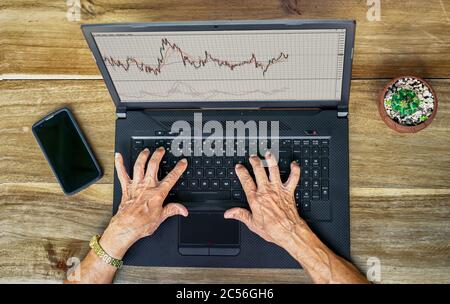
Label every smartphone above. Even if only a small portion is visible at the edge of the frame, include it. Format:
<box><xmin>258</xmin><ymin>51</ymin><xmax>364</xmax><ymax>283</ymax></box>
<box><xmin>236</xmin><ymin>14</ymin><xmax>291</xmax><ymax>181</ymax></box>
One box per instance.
<box><xmin>32</xmin><ymin>108</ymin><xmax>102</xmax><ymax>195</ymax></box>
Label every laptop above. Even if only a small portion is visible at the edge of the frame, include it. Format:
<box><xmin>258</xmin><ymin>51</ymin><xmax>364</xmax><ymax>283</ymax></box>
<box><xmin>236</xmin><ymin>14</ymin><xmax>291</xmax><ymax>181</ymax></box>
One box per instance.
<box><xmin>82</xmin><ymin>20</ymin><xmax>355</xmax><ymax>268</ymax></box>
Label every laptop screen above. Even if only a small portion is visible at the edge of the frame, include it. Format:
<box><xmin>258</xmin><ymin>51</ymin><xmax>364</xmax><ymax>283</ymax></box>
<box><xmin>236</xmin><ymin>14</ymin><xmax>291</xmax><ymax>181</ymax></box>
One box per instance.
<box><xmin>92</xmin><ymin>29</ymin><xmax>346</xmax><ymax>103</ymax></box>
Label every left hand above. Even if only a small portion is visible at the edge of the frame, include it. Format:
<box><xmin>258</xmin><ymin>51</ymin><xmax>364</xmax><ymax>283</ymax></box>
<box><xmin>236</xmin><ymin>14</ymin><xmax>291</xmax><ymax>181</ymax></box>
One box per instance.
<box><xmin>100</xmin><ymin>147</ymin><xmax>188</xmax><ymax>258</ymax></box>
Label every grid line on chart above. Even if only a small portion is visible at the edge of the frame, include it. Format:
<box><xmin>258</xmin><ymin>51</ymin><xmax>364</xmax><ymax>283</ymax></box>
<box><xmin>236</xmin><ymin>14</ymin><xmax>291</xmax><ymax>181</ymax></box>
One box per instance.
<box><xmin>93</xmin><ymin>29</ymin><xmax>346</xmax><ymax>102</ymax></box>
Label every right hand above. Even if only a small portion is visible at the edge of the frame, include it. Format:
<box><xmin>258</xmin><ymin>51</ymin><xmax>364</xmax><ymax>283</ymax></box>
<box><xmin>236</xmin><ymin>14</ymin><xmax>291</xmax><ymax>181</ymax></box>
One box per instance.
<box><xmin>224</xmin><ymin>152</ymin><xmax>308</xmax><ymax>249</ymax></box>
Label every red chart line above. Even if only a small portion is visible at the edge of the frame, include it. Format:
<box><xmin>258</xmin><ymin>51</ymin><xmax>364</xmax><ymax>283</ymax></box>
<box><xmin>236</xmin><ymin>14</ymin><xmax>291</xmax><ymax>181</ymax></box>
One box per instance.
<box><xmin>103</xmin><ymin>38</ymin><xmax>289</xmax><ymax>77</ymax></box>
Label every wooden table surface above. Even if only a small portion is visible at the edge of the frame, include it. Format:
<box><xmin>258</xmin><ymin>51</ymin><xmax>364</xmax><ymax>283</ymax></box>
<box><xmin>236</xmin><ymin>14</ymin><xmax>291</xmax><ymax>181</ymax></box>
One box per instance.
<box><xmin>1</xmin><ymin>0</ymin><xmax>449</xmax><ymax>283</ymax></box>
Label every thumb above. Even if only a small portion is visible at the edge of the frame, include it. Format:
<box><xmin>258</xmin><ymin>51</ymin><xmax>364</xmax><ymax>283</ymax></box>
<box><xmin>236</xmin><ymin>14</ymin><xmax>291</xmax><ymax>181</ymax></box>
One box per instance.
<box><xmin>224</xmin><ymin>208</ymin><xmax>252</xmax><ymax>227</ymax></box>
<box><xmin>161</xmin><ymin>203</ymin><xmax>188</xmax><ymax>222</ymax></box>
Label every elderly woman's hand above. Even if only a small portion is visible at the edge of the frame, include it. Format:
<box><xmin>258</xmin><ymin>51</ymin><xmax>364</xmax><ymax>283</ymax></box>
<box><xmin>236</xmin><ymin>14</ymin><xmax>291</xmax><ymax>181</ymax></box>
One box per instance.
<box><xmin>99</xmin><ymin>147</ymin><xmax>188</xmax><ymax>259</ymax></box>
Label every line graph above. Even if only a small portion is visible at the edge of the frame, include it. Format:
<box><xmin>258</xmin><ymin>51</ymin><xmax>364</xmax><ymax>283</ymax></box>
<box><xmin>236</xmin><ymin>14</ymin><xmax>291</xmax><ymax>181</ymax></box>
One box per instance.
<box><xmin>92</xmin><ymin>29</ymin><xmax>346</xmax><ymax>102</ymax></box>
<box><xmin>103</xmin><ymin>38</ymin><xmax>288</xmax><ymax>77</ymax></box>
<box><xmin>118</xmin><ymin>81</ymin><xmax>290</xmax><ymax>100</ymax></box>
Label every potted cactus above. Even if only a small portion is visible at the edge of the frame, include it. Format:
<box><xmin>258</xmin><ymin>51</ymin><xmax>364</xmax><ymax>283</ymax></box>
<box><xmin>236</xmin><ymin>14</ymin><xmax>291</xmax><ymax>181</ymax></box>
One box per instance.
<box><xmin>378</xmin><ymin>76</ymin><xmax>438</xmax><ymax>133</ymax></box>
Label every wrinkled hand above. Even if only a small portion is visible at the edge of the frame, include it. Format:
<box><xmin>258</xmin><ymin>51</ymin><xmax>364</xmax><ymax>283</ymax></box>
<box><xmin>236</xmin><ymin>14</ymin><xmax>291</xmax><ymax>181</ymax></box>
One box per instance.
<box><xmin>224</xmin><ymin>152</ymin><xmax>306</xmax><ymax>249</ymax></box>
<box><xmin>100</xmin><ymin>147</ymin><xmax>188</xmax><ymax>258</ymax></box>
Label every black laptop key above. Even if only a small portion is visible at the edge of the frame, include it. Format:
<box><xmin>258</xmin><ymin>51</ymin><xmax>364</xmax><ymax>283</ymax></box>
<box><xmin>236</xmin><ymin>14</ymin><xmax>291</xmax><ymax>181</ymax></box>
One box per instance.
<box><xmin>295</xmin><ymin>188</ymin><xmax>301</xmax><ymax>201</ymax></box>
<box><xmin>312</xmin><ymin>168</ymin><xmax>320</xmax><ymax>179</ymax></box>
<box><xmin>132</xmin><ymin>139</ymin><xmax>143</xmax><ymax>149</ymax></box>
<box><xmin>302</xmin><ymin>190</ymin><xmax>311</xmax><ymax>200</ymax></box>
<box><xmin>224</xmin><ymin>157</ymin><xmax>234</xmax><ymax>167</ymax></box>
<box><xmin>189</xmin><ymin>179</ymin><xmax>199</xmax><ymax>189</ymax></box>
<box><xmin>321</xmin><ymin>188</ymin><xmax>329</xmax><ymax>200</ymax></box>
<box><xmin>195</xmin><ymin>168</ymin><xmax>203</xmax><ymax>178</ymax></box>
<box><xmin>312</xmin><ymin>179</ymin><xmax>320</xmax><ymax>189</ymax></box>
<box><xmin>221</xmin><ymin>179</ymin><xmax>231</xmax><ymax>189</ymax></box>
<box><xmin>161</xmin><ymin>157</ymin><xmax>169</xmax><ymax>166</ymax></box>
<box><xmin>302</xmin><ymin>200</ymin><xmax>311</xmax><ymax>211</ymax></box>
<box><xmin>211</xmin><ymin>179</ymin><xmax>220</xmax><ymax>189</ymax></box>
<box><xmin>235</xmin><ymin>157</ymin><xmax>245</xmax><ymax>165</ymax></box>
<box><xmin>312</xmin><ymin>158</ymin><xmax>320</xmax><ymax>167</ymax></box>
<box><xmin>176</xmin><ymin>191</ymin><xmax>231</xmax><ymax>202</ymax></box>
<box><xmin>312</xmin><ymin>147</ymin><xmax>320</xmax><ymax>157</ymax></box>
<box><xmin>322</xmin><ymin>159</ymin><xmax>329</xmax><ymax>177</ymax></box>
<box><xmin>184</xmin><ymin>169</ymin><xmax>193</xmax><ymax>178</ymax></box>
<box><xmin>322</xmin><ymin>147</ymin><xmax>329</xmax><ymax>157</ymax></box>
<box><xmin>231</xmin><ymin>178</ymin><xmax>241</xmax><ymax>190</ymax></box>
<box><xmin>302</xmin><ymin>167</ymin><xmax>310</xmax><ymax>178</ymax></box>
<box><xmin>312</xmin><ymin>190</ymin><xmax>320</xmax><ymax>200</ymax></box>
<box><xmin>171</xmin><ymin>158</ymin><xmax>179</xmax><ymax>166</ymax></box>
<box><xmin>178</xmin><ymin>179</ymin><xmax>188</xmax><ymax>190</ymax></box>
<box><xmin>155</xmin><ymin>130</ymin><xmax>164</xmax><ymax>136</ymax></box>
<box><xmin>227</xmin><ymin>168</ymin><xmax>236</xmax><ymax>178</ymax></box>
<box><xmin>216</xmin><ymin>168</ymin><xmax>226</xmax><ymax>178</ymax></box>
<box><xmin>302</xmin><ymin>158</ymin><xmax>310</xmax><ymax>168</ymax></box>
<box><xmin>280</xmin><ymin>139</ymin><xmax>291</xmax><ymax>147</ymax></box>
<box><xmin>200</xmin><ymin>179</ymin><xmax>209</xmax><ymax>189</ymax></box>
<box><xmin>302</xmin><ymin>178</ymin><xmax>311</xmax><ymax>189</ymax></box>
<box><xmin>205</xmin><ymin>168</ymin><xmax>215</xmax><ymax>178</ymax></box>
<box><xmin>204</xmin><ymin>158</ymin><xmax>212</xmax><ymax>166</ymax></box>
<box><xmin>193</xmin><ymin>157</ymin><xmax>202</xmax><ymax>166</ymax></box>
<box><xmin>214</xmin><ymin>157</ymin><xmax>223</xmax><ymax>166</ymax></box>
<box><xmin>278</xmin><ymin>158</ymin><xmax>290</xmax><ymax>169</ymax></box>
<box><xmin>232</xmin><ymin>191</ymin><xmax>243</xmax><ymax>200</ymax></box>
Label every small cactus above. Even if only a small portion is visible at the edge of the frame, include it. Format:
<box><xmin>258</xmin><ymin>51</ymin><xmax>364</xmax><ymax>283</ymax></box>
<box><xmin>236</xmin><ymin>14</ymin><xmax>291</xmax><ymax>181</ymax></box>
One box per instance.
<box><xmin>388</xmin><ymin>88</ymin><xmax>422</xmax><ymax>118</ymax></box>
<box><xmin>383</xmin><ymin>77</ymin><xmax>435</xmax><ymax>126</ymax></box>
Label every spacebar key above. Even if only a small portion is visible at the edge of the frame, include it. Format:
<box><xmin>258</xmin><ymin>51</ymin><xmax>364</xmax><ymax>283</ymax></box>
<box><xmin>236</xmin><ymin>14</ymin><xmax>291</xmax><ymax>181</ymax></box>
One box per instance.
<box><xmin>176</xmin><ymin>191</ymin><xmax>231</xmax><ymax>202</ymax></box>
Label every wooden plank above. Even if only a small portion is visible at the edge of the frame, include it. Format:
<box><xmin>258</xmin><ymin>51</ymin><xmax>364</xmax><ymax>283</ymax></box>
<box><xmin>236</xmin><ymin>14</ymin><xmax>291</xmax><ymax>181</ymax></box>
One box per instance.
<box><xmin>0</xmin><ymin>183</ymin><xmax>448</xmax><ymax>283</ymax></box>
<box><xmin>1</xmin><ymin>0</ymin><xmax>450</xmax><ymax>78</ymax></box>
<box><xmin>1</xmin><ymin>79</ymin><xmax>449</xmax><ymax>188</ymax></box>
<box><xmin>0</xmin><ymin>79</ymin><xmax>449</xmax><ymax>283</ymax></box>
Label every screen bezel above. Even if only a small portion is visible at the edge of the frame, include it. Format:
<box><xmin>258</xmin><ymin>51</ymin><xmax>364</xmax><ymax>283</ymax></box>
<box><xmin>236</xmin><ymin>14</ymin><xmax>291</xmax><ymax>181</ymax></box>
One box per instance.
<box><xmin>32</xmin><ymin>108</ymin><xmax>103</xmax><ymax>195</ymax></box>
<box><xmin>82</xmin><ymin>20</ymin><xmax>355</xmax><ymax>110</ymax></box>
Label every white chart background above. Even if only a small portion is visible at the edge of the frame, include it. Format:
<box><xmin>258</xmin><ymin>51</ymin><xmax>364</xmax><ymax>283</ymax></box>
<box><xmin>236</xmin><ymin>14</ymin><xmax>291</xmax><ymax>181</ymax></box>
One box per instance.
<box><xmin>93</xmin><ymin>29</ymin><xmax>346</xmax><ymax>102</ymax></box>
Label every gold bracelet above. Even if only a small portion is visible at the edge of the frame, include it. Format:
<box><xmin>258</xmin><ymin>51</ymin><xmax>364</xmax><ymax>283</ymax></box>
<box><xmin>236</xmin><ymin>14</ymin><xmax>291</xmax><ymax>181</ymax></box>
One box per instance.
<box><xmin>89</xmin><ymin>234</ymin><xmax>123</xmax><ymax>268</ymax></box>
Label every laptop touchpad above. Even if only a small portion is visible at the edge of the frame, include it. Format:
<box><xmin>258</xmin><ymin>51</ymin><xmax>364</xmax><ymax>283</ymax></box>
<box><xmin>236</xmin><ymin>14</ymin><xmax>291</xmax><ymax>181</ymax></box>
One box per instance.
<box><xmin>179</xmin><ymin>212</ymin><xmax>240</xmax><ymax>256</ymax></box>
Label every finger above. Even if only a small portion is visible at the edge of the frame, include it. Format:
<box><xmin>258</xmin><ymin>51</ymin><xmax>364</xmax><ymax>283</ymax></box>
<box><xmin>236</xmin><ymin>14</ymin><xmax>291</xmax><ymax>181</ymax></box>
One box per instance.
<box><xmin>159</xmin><ymin>158</ymin><xmax>188</xmax><ymax>191</ymax></box>
<box><xmin>114</xmin><ymin>152</ymin><xmax>131</xmax><ymax>190</ymax></box>
<box><xmin>284</xmin><ymin>161</ymin><xmax>301</xmax><ymax>191</ymax></box>
<box><xmin>133</xmin><ymin>148</ymin><xmax>151</xmax><ymax>183</ymax></box>
<box><xmin>224</xmin><ymin>208</ymin><xmax>253</xmax><ymax>227</ymax></box>
<box><xmin>235</xmin><ymin>164</ymin><xmax>257</xmax><ymax>200</ymax></box>
<box><xmin>249</xmin><ymin>155</ymin><xmax>269</xmax><ymax>188</ymax></box>
<box><xmin>160</xmin><ymin>203</ymin><xmax>189</xmax><ymax>222</ymax></box>
<box><xmin>265</xmin><ymin>151</ymin><xmax>282</xmax><ymax>184</ymax></box>
<box><xmin>144</xmin><ymin>147</ymin><xmax>165</xmax><ymax>185</ymax></box>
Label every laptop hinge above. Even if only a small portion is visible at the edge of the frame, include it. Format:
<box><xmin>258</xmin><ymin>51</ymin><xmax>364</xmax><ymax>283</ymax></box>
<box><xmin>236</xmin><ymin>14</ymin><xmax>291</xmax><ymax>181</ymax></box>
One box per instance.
<box><xmin>337</xmin><ymin>105</ymin><xmax>348</xmax><ymax>118</ymax></box>
<box><xmin>116</xmin><ymin>106</ymin><xmax>127</xmax><ymax>119</ymax></box>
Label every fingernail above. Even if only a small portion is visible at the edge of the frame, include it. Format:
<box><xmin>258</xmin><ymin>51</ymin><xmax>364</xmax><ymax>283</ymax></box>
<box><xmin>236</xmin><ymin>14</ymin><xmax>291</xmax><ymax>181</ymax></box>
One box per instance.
<box><xmin>235</xmin><ymin>164</ymin><xmax>243</xmax><ymax>169</ymax></box>
<box><xmin>158</xmin><ymin>146</ymin><xmax>165</xmax><ymax>151</ymax></box>
<box><xmin>144</xmin><ymin>148</ymin><xmax>149</xmax><ymax>152</ymax></box>
<box><xmin>250</xmin><ymin>154</ymin><xmax>257</xmax><ymax>158</ymax></box>
<box><xmin>265</xmin><ymin>150</ymin><xmax>271</xmax><ymax>157</ymax></box>
<box><xmin>115</xmin><ymin>152</ymin><xmax>119</xmax><ymax>158</ymax></box>
<box><xmin>180</xmin><ymin>158</ymin><xmax>187</xmax><ymax>164</ymax></box>
<box><xmin>291</xmin><ymin>161</ymin><xmax>299</xmax><ymax>166</ymax></box>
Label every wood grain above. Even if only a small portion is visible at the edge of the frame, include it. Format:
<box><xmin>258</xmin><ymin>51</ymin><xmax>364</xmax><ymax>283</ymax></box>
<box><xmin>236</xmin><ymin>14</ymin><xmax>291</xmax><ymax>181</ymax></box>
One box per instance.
<box><xmin>1</xmin><ymin>0</ymin><xmax>450</xmax><ymax>284</ymax></box>
<box><xmin>0</xmin><ymin>79</ymin><xmax>449</xmax><ymax>283</ymax></box>
<box><xmin>1</xmin><ymin>0</ymin><xmax>450</xmax><ymax>78</ymax></box>
<box><xmin>1</xmin><ymin>80</ymin><xmax>449</xmax><ymax>187</ymax></box>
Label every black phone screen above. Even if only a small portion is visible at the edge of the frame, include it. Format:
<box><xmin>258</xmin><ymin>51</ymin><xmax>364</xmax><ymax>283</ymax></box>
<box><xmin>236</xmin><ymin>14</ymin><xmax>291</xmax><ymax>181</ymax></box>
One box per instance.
<box><xmin>33</xmin><ymin>109</ymin><xmax>102</xmax><ymax>194</ymax></box>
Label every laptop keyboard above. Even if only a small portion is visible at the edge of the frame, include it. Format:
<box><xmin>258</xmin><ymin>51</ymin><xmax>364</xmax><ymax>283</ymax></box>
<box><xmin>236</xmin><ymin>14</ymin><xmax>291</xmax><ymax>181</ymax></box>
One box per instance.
<box><xmin>130</xmin><ymin>132</ymin><xmax>330</xmax><ymax>215</ymax></box>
